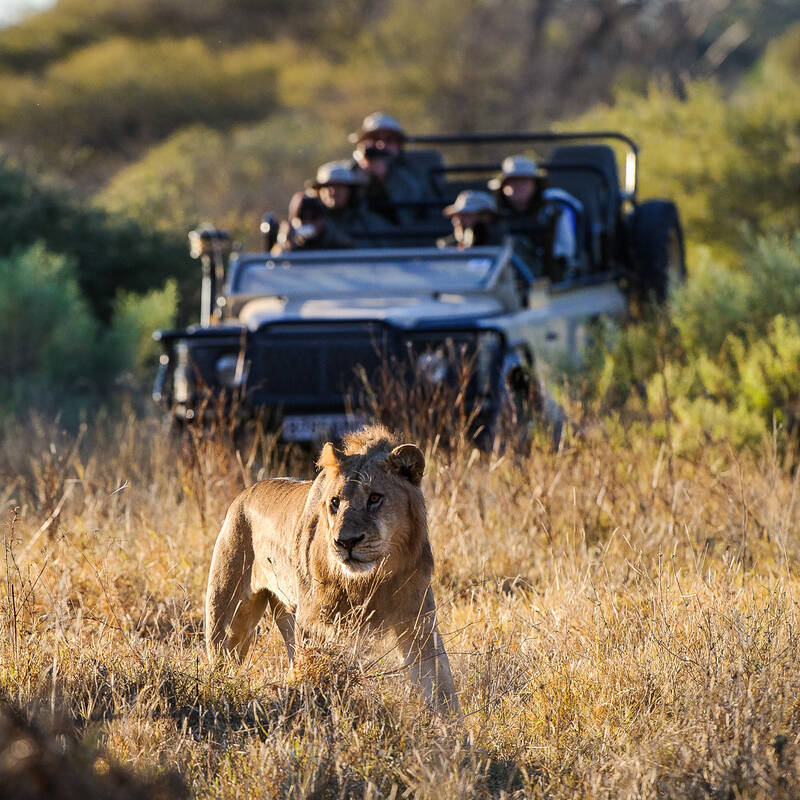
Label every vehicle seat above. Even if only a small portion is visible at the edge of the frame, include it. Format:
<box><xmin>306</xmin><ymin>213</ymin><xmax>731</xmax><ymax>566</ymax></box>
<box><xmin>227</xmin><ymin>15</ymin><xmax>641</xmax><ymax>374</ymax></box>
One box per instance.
<box><xmin>404</xmin><ymin>149</ymin><xmax>447</xmax><ymax>197</ymax></box>
<box><xmin>547</xmin><ymin>145</ymin><xmax>620</xmax><ymax>268</ymax></box>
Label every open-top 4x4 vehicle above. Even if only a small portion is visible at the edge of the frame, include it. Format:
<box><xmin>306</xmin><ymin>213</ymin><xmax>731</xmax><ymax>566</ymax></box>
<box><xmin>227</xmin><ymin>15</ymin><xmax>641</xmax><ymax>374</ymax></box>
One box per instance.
<box><xmin>153</xmin><ymin>131</ymin><xmax>685</xmax><ymax>443</ymax></box>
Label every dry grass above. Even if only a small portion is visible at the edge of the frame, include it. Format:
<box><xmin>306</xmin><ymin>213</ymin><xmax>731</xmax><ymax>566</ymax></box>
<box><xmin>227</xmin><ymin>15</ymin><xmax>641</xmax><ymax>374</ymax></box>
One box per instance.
<box><xmin>2</xmin><ymin>408</ymin><xmax>800</xmax><ymax>798</ymax></box>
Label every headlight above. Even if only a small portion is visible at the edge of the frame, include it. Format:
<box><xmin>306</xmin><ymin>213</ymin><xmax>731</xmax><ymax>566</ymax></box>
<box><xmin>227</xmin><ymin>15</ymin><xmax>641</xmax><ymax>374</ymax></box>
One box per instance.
<box><xmin>215</xmin><ymin>353</ymin><xmax>248</xmax><ymax>388</ymax></box>
<box><xmin>416</xmin><ymin>350</ymin><xmax>448</xmax><ymax>384</ymax></box>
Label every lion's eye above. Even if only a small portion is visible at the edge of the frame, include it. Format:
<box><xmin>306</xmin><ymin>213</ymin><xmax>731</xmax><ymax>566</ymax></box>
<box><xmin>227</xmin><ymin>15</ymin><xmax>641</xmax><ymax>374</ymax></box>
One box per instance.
<box><xmin>368</xmin><ymin>492</ymin><xmax>383</xmax><ymax>507</ymax></box>
<box><xmin>329</xmin><ymin>496</ymin><xmax>340</xmax><ymax>513</ymax></box>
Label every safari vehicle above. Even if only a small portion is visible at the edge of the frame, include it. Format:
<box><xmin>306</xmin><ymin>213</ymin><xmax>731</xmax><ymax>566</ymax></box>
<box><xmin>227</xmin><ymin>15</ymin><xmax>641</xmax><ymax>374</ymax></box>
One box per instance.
<box><xmin>152</xmin><ymin>131</ymin><xmax>685</xmax><ymax>442</ymax></box>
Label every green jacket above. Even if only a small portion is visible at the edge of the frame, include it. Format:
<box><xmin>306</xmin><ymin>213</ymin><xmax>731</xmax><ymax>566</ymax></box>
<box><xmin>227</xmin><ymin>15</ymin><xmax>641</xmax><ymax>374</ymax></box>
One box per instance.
<box><xmin>358</xmin><ymin>156</ymin><xmax>426</xmax><ymax>227</ymax></box>
<box><xmin>327</xmin><ymin>203</ymin><xmax>391</xmax><ymax>247</ymax></box>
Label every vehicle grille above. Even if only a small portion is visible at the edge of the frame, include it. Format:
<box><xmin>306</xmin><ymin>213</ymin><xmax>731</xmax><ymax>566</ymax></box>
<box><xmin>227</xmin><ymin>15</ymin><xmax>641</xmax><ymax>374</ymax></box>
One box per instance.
<box><xmin>247</xmin><ymin>323</ymin><xmax>391</xmax><ymax>407</ymax></box>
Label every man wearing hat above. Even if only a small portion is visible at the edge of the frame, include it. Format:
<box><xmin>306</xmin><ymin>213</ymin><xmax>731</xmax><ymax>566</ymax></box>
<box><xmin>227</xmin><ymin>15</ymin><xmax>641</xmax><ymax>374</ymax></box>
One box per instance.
<box><xmin>489</xmin><ymin>154</ymin><xmax>582</xmax><ymax>275</ymax></box>
<box><xmin>307</xmin><ymin>160</ymin><xmax>386</xmax><ymax>245</ymax></box>
<box><xmin>271</xmin><ymin>191</ymin><xmax>354</xmax><ymax>255</ymax></box>
<box><xmin>349</xmin><ymin>112</ymin><xmax>425</xmax><ymax>226</ymax></box>
<box><xmin>438</xmin><ymin>190</ymin><xmax>503</xmax><ymax>249</ymax></box>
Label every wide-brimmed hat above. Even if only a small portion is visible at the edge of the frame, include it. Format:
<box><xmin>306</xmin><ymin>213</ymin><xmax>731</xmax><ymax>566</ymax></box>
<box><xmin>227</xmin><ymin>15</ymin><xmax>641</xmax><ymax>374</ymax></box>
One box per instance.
<box><xmin>443</xmin><ymin>190</ymin><xmax>498</xmax><ymax>218</ymax></box>
<box><xmin>306</xmin><ymin>161</ymin><xmax>367</xmax><ymax>190</ymax></box>
<box><xmin>487</xmin><ymin>154</ymin><xmax>541</xmax><ymax>190</ymax></box>
<box><xmin>348</xmin><ymin>112</ymin><xmax>407</xmax><ymax>144</ymax></box>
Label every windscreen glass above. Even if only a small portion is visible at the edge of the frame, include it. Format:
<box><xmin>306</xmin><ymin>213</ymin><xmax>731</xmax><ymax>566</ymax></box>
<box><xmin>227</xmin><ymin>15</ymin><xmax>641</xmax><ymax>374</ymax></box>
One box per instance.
<box><xmin>232</xmin><ymin>249</ymin><xmax>500</xmax><ymax>297</ymax></box>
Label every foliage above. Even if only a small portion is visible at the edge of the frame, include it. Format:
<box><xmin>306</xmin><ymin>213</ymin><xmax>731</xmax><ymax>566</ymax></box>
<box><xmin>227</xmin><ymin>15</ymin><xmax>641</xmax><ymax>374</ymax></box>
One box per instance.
<box><xmin>111</xmin><ymin>281</ymin><xmax>178</xmax><ymax>377</ymax></box>
<box><xmin>0</xmin><ymin>245</ymin><xmax>175</xmax><ymax>419</ymax></box>
<box><xmin>0</xmin><ymin>159</ymin><xmax>192</xmax><ymax>323</ymax></box>
<box><xmin>0</xmin><ymin>36</ymin><xmax>280</xmax><ymax>168</ymax></box>
<box><xmin>98</xmin><ymin>111</ymin><xmax>342</xmax><ymax>243</ymax></box>
<box><xmin>568</xmin><ymin>26</ymin><xmax>800</xmax><ymax>263</ymax></box>
<box><xmin>592</xmin><ymin>234</ymin><xmax>800</xmax><ymax>449</ymax></box>
<box><xmin>1</xmin><ymin>0</ymin><xmax>798</xmax><ymax>188</ymax></box>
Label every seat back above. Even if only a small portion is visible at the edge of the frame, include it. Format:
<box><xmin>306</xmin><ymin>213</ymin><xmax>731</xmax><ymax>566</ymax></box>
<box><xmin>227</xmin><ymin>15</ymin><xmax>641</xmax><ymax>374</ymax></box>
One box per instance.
<box><xmin>547</xmin><ymin>145</ymin><xmax>619</xmax><ymax>228</ymax></box>
<box><xmin>547</xmin><ymin>144</ymin><xmax>621</xmax><ymax>266</ymax></box>
<box><xmin>404</xmin><ymin>149</ymin><xmax>447</xmax><ymax>196</ymax></box>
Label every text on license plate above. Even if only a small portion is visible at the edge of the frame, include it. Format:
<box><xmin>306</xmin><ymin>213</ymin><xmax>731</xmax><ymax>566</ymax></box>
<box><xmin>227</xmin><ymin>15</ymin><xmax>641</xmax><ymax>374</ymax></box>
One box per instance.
<box><xmin>281</xmin><ymin>413</ymin><xmax>365</xmax><ymax>442</ymax></box>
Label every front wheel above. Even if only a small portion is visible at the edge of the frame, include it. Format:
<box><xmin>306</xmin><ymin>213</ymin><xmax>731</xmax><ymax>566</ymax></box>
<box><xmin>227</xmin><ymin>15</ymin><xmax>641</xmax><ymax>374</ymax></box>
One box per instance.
<box><xmin>631</xmin><ymin>200</ymin><xmax>686</xmax><ymax>305</ymax></box>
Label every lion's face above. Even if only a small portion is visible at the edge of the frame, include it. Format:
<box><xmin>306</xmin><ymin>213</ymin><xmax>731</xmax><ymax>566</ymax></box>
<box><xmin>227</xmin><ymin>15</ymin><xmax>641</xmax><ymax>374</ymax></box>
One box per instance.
<box><xmin>317</xmin><ymin>441</ymin><xmax>426</xmax><ymax>578</ymax></box>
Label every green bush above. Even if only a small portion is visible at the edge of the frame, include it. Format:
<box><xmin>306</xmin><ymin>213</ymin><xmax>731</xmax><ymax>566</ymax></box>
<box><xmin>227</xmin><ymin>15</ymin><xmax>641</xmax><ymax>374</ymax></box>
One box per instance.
<box><xmin>566</xmin><ymin>26</ymin><xmax>800</xmax><ymax>264</ymax></box>
<box><xmin>111</xmin><ymin>280</ymin><xmax>178</xmax><ymax>376</ymax></box>
<box><xmin>0</xmin><ymin>36</ymin><xmax>281</xmax><ymax>160</ymax></box>
<box><xmin>0</xmin><ymin>245</ymin><xmax>176</xmax><ymax>419</ymax></box>
<box><xmin>98</xmin><ymin>111</ymin><xmax>342</xmax><ymax>244</ymax></box>
<box><xmin>0</xmin><ymin>160</ymin><xmax>193</xmax><ymax>323</ymax></box>
<box><xmin>592</xmin><ymin>235</ymin><xmax>800</xmax><ymax>448</ymax></box>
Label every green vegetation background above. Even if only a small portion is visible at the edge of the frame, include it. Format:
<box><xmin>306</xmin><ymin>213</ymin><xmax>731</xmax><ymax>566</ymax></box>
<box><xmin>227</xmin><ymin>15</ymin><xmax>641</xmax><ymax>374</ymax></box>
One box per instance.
<box><xmin>0</xmin><ymin>0</ymin><xmax>798</xmax><ymax>444</ymax></box>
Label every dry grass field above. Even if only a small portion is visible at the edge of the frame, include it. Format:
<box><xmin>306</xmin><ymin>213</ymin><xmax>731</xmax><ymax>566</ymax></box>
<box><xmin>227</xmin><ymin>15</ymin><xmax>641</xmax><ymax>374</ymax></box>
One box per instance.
<box><xmin>2</xmin><ymin>409</ymin><xmax>800</xmax><ymax>798</ymax></box>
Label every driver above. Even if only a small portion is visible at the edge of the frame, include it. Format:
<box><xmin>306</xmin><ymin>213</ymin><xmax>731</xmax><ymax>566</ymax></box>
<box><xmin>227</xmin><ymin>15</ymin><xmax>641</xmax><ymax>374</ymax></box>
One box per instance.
<box><xmin>271</xmin><ymin>192</ymin><xmax>354</xmax><ymax>254</ymax></box>
<box><xmin>438</xmin><ymin>190</ymin><xmax>502</xmax><ymax>249</ymax></box>
<box><xmin>349</xmin><ymin>112</ymin><xmax>425</xmax><ymax>225</ymax></box>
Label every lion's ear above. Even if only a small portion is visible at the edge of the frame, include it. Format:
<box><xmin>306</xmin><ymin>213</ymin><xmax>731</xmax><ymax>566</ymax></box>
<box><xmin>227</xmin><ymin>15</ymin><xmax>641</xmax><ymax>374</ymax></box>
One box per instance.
<box><xmin>317</xmin><ymin>442</ymin><xmax>345</xmax><ymax>470</ymax></box>
<box><xmin>387</xmin><ymin>444</ymin><xmax>425</xmax><ymax>486</ymax></box>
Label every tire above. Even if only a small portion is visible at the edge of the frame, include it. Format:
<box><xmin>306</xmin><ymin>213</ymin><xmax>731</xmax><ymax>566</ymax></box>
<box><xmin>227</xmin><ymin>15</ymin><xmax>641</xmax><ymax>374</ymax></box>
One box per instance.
<box><xmin>632</xmin><ymin>200</ymin><xmax>686</xmax><ymax>304</ymax></box>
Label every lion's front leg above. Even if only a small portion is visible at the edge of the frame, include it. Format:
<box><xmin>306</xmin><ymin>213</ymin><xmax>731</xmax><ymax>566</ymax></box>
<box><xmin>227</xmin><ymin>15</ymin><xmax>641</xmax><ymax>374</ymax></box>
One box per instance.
<box><xmin>267</xmin><ymin>594</ymin><xmax>296</xmax><ymax>663</ymax></box>
<box><xmin>393</xmin><ymin>586</ymin><xmax>460</xmax><ymax>717</ymax></box>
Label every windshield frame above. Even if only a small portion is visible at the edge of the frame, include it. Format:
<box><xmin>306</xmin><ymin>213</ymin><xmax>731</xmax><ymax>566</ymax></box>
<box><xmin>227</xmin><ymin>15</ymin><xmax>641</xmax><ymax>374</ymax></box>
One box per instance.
<box><xmin>225</xmin><ymin>245</ymin><xmax>512</xmax><ymax>300</ymax></box>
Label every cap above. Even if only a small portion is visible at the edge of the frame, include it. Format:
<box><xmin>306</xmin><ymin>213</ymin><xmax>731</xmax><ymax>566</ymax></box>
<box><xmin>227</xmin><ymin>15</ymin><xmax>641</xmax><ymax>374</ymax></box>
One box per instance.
<box><xmin>348</xmin><ymin>112</ymin><xmax>407</xmax><ymax>144</ymax></box>
<box><xmin>307</xmin><ymin>161</ymin><xmax>367</xmax><ymax>189</ymax></box>
<box><xmin>443</xmin><ymin>190</ymin><xmax>498</xmax><ymax>217</ymax></box>
<box><xmin>488</xmin><ymin>154</ymin><xmax>540</xmax><ymax>190</ymax></box>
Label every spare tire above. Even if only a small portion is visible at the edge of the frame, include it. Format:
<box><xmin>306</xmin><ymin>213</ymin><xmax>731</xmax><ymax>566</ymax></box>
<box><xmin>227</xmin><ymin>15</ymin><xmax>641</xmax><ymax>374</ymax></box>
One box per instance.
<box><xmin>632</xmin><ymin>200</ymin><xmax>685</xmax><ymax>304</ymax></box>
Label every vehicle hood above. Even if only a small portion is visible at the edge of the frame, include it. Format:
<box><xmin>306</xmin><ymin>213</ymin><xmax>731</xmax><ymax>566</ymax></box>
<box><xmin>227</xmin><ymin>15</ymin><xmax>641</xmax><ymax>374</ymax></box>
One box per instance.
<box><xmin>237</xmin><ymin>294</ymin><xmax>503</xmax><ymax>330</ymax></box>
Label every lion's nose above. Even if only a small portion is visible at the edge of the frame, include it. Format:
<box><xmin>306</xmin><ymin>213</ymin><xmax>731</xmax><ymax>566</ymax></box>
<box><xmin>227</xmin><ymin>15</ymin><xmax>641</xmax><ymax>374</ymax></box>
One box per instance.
<box><xmin>335</xmin><ymin>532</ymin><xmax>365</xmax><ymax>551</ymax></box>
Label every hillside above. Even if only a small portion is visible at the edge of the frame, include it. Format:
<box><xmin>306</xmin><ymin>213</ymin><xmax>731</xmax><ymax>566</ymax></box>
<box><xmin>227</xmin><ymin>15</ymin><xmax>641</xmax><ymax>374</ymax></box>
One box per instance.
<box><xmin>1</xmin><ymin>0</ymin><xmax>798</xmax><ymax>193</ymax></box>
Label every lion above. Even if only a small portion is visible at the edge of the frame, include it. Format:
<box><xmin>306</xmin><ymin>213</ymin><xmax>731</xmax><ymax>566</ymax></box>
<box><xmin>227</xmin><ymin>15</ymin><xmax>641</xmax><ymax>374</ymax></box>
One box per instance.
<box><xmin>205</xmin><ymin>424</ymin><xmax>459</xmax><ymax>715</ymax></box>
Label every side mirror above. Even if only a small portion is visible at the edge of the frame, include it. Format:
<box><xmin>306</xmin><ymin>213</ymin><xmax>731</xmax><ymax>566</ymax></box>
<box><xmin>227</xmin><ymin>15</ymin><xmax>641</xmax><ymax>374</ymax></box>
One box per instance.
<box><xmin>260</xmin><ymin>213</ymin><xmax>279</xmax><ymax>253</ymax></box>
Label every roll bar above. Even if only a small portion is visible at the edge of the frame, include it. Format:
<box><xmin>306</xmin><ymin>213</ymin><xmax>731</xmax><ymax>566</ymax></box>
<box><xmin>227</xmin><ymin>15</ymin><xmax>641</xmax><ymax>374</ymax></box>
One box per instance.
<box><xmin>407</xmin><ymin>131</ymin><xmax>639</xmax><ymax>199</ymax></box>
<box><xmin>430</xmin><ymin>160</ymin><xmax>612</xmax><ymax>191</ymax></box>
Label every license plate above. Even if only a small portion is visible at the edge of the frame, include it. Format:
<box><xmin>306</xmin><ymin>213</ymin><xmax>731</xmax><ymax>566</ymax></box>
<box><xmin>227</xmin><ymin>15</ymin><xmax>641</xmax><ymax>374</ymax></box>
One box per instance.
<box><xmin>281</xmin><ymin>413</ymin><xmax>365</xmax><ymax>442</ymax></box>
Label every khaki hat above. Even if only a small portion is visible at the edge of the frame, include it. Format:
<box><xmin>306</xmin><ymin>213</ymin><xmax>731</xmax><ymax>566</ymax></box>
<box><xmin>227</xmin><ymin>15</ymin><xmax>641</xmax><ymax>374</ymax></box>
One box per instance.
<box><xmin>306</xmin><ymin>161</ymin><xmax>367</xmax><ymax>189</ymax></box>
<box><xmin>488</xmin><ymin>154</ymin><xmax>540</xmax><ymax>190</ymax></box>
<box><xmin>348</xmin><ymin>112</ymin><xmax>407</xmax><ymax>144</ymax></box>
<box><xmin>443</xmin><ymin>190</ymin><xmax>498</xmax><ymax>217</ymax></box>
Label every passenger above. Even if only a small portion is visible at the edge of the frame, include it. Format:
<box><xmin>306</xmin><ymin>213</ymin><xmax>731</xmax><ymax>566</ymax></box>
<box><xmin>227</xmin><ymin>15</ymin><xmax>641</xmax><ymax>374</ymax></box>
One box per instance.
<box><xmin>349</xmin><ymin>112</ymin><xmax>425</xmax><ymax>225</ymax></box>
<box><xmin>307</xmin><ymin>160</ymin><xmax>385</xmax><ymax>245</ymax></box>
<box><xmin>489</xmin><ymin>155</ymin><xmax>582</xmax><ymax>274</ymax></box>
<box><xmin>437</xmin><ymin>190</ymin><xmax>502</xmax><ymax>249</ymax></box>
<box><xmin>271</xmin><ymin>192</ymin><xmax>354</xmax><ymax>255</ymax></box>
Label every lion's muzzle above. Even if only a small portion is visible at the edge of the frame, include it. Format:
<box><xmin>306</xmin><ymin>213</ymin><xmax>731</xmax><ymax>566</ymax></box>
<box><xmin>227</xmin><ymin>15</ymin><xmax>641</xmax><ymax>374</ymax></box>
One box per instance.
<box><xmin>334</xmin><ymin>530</ymin><xmax>365</xmax><ymax>557</ymax></box>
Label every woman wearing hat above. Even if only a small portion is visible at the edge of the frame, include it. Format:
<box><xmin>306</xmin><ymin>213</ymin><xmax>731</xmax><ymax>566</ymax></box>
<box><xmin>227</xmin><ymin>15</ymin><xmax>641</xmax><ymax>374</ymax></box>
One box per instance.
<box><xmin>490</xmin><ymin>155</ymin><xmax>582</xmax><ymax>277</ymax></box>
<box><xmin>349</xmin><ymin>112</ymin><xmax>425</xmax><ymax>226</ymax></box>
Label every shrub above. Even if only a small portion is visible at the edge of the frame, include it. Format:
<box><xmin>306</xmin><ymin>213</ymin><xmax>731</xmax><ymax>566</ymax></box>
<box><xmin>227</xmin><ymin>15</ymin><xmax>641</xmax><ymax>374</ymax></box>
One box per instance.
<box><xmin>0</xmin><ymin>160</ymin><xmax>192</xmax><ymax>323</ymax></box>
<box><xmin>98</xmin><ymin>111</ymin><xmax>342</xmax><ymax>245</ymax></box>
<box><xmin>590</xmin><ymin>235</ymin><xmax>800</xmax><ymax>447</ymax></box>
<box><xmin>0</xmin><ymin>245</ymin><xmax>175</xmax><ymax>419</ymax></box>
<box><xmin>0</xmin><ymin>36</ymin><xmax>281</xmax><ymax>160</ymax></box>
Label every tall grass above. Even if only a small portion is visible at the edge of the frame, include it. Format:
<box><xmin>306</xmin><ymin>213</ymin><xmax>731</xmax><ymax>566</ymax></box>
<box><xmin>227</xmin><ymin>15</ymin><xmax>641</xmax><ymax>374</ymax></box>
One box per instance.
<box><xmin>2</xmin><ymin>406</ymin><xmax>799</xmax><ymax>798</ymax></box>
